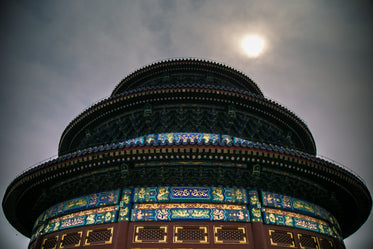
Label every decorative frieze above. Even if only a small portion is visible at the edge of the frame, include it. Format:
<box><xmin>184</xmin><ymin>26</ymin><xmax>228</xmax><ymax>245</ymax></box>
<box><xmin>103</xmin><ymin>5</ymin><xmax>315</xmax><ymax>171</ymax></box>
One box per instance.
<box><xmin>262</xmin><ymin>191</ymin><xmax>341</xmax><ymax>234</ymax></box>
<box><xmin>30</xmin><ymin>186</ymin><xmax>342</xmax><ymax>242</ymax></box>
<box><xmin>118</xmin><ymin>189</ymin><xmax>132</xmax><ymax>221</ymax></box>
<box><xmin>263</xmin><ymin>208</ymin><xmax>339</xmax><ymax>238</ymax></box>
<box><xmin>131</xmin><ymin>203</ymin><xmax>249</xmax><ymax>222</ymax></box>
<box><xmin>33</xmin><ymin>190</ymin><xmax>120</xmax><ymax>231</ymax></box>
<box><xmin>133</xmin><ymin>186</ymin><xmax>247</xmax><ymax>204</ymax></box>
<box><xmin>31</xmin><ymin>206</ymin><xmax>118</xmax><ymax>241</ymax></box>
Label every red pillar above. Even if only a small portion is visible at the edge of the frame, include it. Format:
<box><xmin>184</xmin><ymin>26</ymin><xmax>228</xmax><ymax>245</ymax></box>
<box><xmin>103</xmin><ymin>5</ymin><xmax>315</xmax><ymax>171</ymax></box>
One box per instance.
<box><xmin>113</xmin><ymin>221</ymin><xmax>129</xmax><ymax>249</ymax></box>
<box><xmin>252</xmin><ymin>222</ymin><xmax>268</xmax><ymax>249</ymax></box>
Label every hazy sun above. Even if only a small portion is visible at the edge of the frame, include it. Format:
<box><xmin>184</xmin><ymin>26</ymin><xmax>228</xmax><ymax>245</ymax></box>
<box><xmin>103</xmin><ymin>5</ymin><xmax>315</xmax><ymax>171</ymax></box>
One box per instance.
<box><xmin>241</xmin><ymin>35</ymin><xmax>265</xmax><ymax>57</ymax></box>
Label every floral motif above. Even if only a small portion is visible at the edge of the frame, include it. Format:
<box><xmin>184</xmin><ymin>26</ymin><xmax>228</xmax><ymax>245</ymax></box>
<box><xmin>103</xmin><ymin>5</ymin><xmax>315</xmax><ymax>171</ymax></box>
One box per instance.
<box><xmin>213</xmin><ymin>209</ymin><xmax>225</xmax><ymax>220</ymax></box>
<box><xmin>157</xmin><ymin>187</ymin><xmax>169</xmax><ymax>201</ymax></box>
<box><xmin>157</xmin><ymin>209</ymin><xmax>169</xmax><ymax>220</ymax></box>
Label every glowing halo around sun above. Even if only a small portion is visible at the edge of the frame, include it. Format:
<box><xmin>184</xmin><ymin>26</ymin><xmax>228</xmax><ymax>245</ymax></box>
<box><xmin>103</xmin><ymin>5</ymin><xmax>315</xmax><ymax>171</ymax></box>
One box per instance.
<box><xmin>241</xmin><ymin>35</ymin><xmax>265</xmax><ymax>58</ymax></box>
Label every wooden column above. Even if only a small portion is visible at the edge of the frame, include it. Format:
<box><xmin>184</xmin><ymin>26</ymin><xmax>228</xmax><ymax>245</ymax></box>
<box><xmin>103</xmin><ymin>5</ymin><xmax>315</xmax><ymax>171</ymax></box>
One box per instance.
<box><xmin>113</xmin><ymin>221</ymin><xmax>129</xmax><ymax>249</ymax></box>
<box><xmin>252</xmin><ymin>222</ymin><xmax>267</xmax><ymax>249</ymax></box>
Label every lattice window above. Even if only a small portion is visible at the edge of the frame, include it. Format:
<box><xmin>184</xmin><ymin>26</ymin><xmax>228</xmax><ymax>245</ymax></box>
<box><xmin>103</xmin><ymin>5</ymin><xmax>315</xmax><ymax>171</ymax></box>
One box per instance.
<box><xmin>269</xmin><ymin>230</ymin><xmax>295</xmax><ymax>248</ymax></box>
<box><xmin>298</xmin><ymin>234</ymin><xmax>319</xmax><ymax>249</ymax></box>
<box><xmin>42</xmin><ymin>236</ymin><xmax>58</xmax><ymax>249</ymax></box>
<box><xmin>214</xmin><ymin>226</ymin><xmax>247</xmax><ymax>244</ymax></box>
<box><xmin>134</xmin><ymin>226</ymin><xmax>167</xmax><ymax>243</ymax></box>
<box><xmin>60</xmin><ymin>232</ymin><xmax>82</xmax><ymax>248</ymax></box>
<box><xmin>319</xmin><ymin>238</ymin><xmax>334</xmax><ymax>249</ymax></box>
<box><xmin>174</xmin><ymin>226</ymin><xmax>208</xmax><ymax>243</ymax></box>
<box><xmin>84</xmin><ymin>227</ymin><xmax>113</xmax><ymax>246</ymax></box>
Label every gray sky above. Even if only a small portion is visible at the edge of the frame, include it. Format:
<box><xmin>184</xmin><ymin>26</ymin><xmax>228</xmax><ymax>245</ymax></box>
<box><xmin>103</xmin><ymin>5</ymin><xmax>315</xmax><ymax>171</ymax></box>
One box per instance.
<box><xmin>1</xmin><ymin>1</ymin><xmax>372</xmax><ymax>248</ymax></box>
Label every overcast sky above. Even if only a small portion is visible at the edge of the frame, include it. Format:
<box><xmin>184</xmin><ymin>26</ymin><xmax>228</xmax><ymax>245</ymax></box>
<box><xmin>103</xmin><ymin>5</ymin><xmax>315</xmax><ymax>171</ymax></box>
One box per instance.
<box><xmin>1</xmin><ymin>1</ymin><xmax>372</xmax><ymax>248</ymax></box>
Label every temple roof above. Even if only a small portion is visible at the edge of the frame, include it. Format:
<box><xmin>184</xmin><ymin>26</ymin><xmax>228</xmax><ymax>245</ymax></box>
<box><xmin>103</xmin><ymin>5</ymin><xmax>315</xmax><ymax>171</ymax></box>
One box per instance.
<box><xmin>3</xmin><ymin>133</ymin><xmax>371</xmax><ymax>238</ymax></box>
<box><xmin>111</xmin><ymin>58</ymin><xmax>264</xmax><ymax>97</ymax></box>
<box><xmin>3</xmin><ymin>59</ymin><xmax>370</xmax><ymax>241</ymax></box>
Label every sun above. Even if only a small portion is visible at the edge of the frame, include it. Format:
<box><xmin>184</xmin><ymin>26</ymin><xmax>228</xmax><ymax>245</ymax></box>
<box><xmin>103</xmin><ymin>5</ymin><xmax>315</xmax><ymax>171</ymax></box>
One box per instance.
<box><xmin>241</xmin><ymin>35</ymin><xmax>265</xmax><ymax>57</ymax></box>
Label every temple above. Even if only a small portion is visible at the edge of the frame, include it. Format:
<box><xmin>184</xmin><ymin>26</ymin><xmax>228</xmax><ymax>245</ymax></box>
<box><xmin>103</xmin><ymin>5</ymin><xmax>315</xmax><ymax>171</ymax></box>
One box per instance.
<box><xmin>3</xmin><ymin>59</ymin><xmax>371</xmax><ymax>249</ymax></box>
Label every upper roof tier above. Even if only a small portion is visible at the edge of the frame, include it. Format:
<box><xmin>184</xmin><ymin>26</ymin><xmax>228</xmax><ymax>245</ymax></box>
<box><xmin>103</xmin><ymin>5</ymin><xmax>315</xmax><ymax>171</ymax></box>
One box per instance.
<box><xmin>111</xmin><ymin>59</ymin><xmax>264</xmax><ymax>97</ymax></box>
<box><xmin>58</xmin><ymin>59</ymin><xmax>317</xmax><ymax>156</ymax></box>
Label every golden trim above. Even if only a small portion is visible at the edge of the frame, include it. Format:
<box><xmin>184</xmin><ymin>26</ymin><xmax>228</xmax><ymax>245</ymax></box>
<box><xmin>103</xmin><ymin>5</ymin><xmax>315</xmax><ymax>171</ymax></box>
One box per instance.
<box><xmin>298</xmin><ymin>234</ymin><xmax>320</xmax><ymax>249</ymax></box>
<box><xmin>174</xmin><ymin>225</ymin><xmax>208</xmax><ymax>244</ymax></box>
<box><xmin>269</xmin><ymin>229</ymin><xmax>295</xmax><ymax>248</ymax></box>
<box><xmin>84</xmin><ymin>227</ymin><xmax>113</xmax><ymax>246</ymax></box>
<box><xmin>214</xmin><ymin>226</ymin><xmax>247</xmax><ymax>244</ymax></box>
<box><xmin>264</xmin><ymin>207</ymin><xmax>329</xmax><ymax>226</ymax></box>
<box><xmin>84</xmin><ymin>229</ymin><xmax>93</xmax><ymax>246</ymax></box>
<box><xmin>50</xmin><ymin>206</ymin><xmax>116</xmax><ymax>223</ymax></box>
<box><xmin>136</xmin><ymin>202</ymin><xmax>244</xmax><ymax>210</ymax></box>
<box><xmin>134</xmin><ymin>225</ymin><xmax>167</xmax><ymax>243</ymax></box>
<box><xmin>41</xmin><ymin>235</ymin><xmax>58</xmax><ymax>249</ymax></box>
<box><xmin>60</xmin><ymin>231</ymin><xmax>82</xmax><ymax>248</ymax></box>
